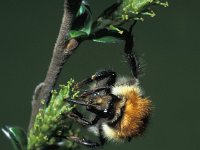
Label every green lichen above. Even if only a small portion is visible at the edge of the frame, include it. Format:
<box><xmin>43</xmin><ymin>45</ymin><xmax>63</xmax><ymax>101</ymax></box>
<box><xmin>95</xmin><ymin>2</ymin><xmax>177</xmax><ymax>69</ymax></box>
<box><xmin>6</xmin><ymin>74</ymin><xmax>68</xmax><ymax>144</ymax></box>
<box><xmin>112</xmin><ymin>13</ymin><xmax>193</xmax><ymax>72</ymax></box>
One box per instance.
<box><xmin>28</xmin><ymin>79</ymin><xmax>79</xmax><ymax>150</ymax></box>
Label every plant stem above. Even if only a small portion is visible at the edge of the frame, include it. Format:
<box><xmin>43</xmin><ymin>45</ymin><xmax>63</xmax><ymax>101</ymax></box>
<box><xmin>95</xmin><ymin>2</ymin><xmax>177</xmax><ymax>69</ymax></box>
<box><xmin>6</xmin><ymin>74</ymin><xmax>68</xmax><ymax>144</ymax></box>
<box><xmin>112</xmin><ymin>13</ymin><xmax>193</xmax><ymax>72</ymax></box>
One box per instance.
<box><xmin>28</xmin><ymin>0</ymin><xmax>81</xmax><ymax>130</ymax></box>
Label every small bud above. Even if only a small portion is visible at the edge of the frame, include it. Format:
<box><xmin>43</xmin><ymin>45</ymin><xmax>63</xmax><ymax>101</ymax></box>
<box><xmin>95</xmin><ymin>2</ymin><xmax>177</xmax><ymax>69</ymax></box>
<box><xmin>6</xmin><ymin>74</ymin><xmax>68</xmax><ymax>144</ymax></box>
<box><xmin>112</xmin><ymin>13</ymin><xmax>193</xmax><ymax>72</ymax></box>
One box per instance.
<box><xmin>41</xmin><ymin>99</ymin><xmax>45</xmax><ymax>105</ymax></box>
<box><xmin>108</xmin><ymin>25</ymin><xmax>124</xmax><ymax>34</ymax></box>
<box><xmin>134</xmin><ymin>17</ymin><xmax>144</xmax><ymax>21</ymax></box>
<box><xmin>155</xmin><ymin>1</ymin><xmax>169</xmax><ymax>7</ymax></box>
<box><xmin>142</xmin><ymin>10</ymin><xmax>156</xmax><ymax>17</ymax></box>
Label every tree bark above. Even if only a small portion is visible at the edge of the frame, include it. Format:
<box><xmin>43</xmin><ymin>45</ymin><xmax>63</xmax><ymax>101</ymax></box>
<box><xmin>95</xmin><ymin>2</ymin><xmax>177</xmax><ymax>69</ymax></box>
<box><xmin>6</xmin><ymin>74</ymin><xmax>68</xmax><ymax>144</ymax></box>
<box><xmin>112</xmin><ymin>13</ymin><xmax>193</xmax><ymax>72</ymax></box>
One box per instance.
<box><xmin>28</xmin><ymin>0</ymin><xmax>81</xmax><ymax>130</ymax></box>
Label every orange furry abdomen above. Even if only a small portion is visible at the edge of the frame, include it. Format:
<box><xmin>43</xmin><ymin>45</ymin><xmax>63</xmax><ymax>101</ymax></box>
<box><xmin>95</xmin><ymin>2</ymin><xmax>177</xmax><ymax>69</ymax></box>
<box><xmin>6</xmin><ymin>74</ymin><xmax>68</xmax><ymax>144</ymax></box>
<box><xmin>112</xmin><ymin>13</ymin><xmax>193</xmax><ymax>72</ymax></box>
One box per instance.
<box><xmin>115</xmin><ymin>90</ymin><xmax>151</xmax><ymax>139</ymax></box>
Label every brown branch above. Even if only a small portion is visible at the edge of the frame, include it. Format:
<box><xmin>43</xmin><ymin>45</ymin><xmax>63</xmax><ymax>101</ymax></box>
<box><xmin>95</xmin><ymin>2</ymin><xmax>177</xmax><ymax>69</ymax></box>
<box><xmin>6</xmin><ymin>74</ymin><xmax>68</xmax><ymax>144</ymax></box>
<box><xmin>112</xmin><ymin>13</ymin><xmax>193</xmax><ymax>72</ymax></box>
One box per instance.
<box><xmin>28</xmin><ymin>0</ymin><xmax>81</xmax><ymax>130</ymax></box>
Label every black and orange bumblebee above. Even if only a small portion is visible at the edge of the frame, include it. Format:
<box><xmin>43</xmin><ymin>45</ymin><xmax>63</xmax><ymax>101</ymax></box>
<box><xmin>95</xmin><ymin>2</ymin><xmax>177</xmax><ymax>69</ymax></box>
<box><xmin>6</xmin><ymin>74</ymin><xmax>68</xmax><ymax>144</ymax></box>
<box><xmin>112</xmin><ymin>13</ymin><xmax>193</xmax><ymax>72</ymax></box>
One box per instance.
<box><xmin>62</xmin><ymin>25</ymin><xmax>152</xmax><ymax>147</ymax></box>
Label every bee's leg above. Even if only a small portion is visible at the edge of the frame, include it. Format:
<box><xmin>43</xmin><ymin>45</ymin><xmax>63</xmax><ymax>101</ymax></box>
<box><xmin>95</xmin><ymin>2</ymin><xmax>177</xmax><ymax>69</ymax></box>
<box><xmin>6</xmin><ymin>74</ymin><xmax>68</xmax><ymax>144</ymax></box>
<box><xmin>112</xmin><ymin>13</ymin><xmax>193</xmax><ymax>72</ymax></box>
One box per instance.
<box><xmin>66</xmin><ymin>109</ymin><xmax>91</xmax><ymax>126</ymax></box>
<box><xmin>64</xmin><ymin>108</ymin><xmax>99</xmax><ymax>126</ymax></box>
<box><xmin>123</xmin><ymin>21</ymin><xmax>140</xmax><ymax>79</ymax></box>
<box><xmin>42</xmin><ymin>137</ymin><xmax>101</xmax><ymax>149</ymax></box>
<box><xmin>128</xmin><ymin>137</ymin><xmax>133</xmax><ymax>142</ymax></box>
<box><xmin>59</xmin><ymin>115</ymin><xmax>103</xmax><ymax>147</ymax></box>
<box><xmin>41</xmin><ymin>144</ymin><xmax>60</xmax><ymax>150</ymax></box>
<box><xmin>92</xmin><ymin>70</ymin><xmax>117</xmax><ymax>86</ymax></box>
<box><xmin>98</xmin><ymin>126</ymin><xmax>106</xmax><ymax>146</ymax></box>
<box><xmin>67</xmin><ymin>112</ymin><xmax>91</xmax><ymax>126</ymax></box>
<box><xmin>75</xmin><ymin>70</ymin><xmax>116</xmax><ymax>89</ymax></box>
<box><xmin>65</xmin><ymin>136</ymin><xmax>101</xmax><ymax>148</ymax></box>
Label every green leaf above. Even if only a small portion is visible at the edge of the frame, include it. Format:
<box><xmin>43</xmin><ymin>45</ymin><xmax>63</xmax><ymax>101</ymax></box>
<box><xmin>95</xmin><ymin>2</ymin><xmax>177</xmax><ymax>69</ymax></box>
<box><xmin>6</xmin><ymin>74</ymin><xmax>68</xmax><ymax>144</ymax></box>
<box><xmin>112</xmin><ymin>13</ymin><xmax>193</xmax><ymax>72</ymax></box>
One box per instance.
<box><xmin>70</xmin><ymin>1</ymin><xmax>92</xmax><ymax>38</ymax></box>
<box><xmin>92</xmin><ymin>2</ymin><xmax>121</xmax><ymax>31</ymax></box>
<box><xmin>93</xmin><ymin>36</ymin><xmax>123</xmax><ymax>44</ymax></box>
<box><xmin>2</xmin><ymin>126</ymin><xmax>27</xmax><ymax>150</ymax></box>
<box><xmin>69</xmin><ymin>30</ymin><xmax>88</xmax><ymax>39</ymax></box>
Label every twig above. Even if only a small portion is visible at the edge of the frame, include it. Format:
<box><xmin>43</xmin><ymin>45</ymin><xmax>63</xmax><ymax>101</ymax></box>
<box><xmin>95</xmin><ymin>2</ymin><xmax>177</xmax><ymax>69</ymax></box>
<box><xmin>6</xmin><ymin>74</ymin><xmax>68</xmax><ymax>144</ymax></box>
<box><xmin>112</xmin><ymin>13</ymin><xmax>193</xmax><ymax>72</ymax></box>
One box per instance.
<box><xmin>28</xmin><ymin>0</ymin><xmax>81</xmax><ymax>130</ymax></box>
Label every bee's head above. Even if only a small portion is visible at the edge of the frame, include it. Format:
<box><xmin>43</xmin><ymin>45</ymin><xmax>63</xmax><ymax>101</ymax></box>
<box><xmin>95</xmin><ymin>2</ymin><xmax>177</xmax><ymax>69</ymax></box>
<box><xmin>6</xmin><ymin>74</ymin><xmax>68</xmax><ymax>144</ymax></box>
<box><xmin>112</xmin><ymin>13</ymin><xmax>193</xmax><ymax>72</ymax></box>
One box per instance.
<box><xmin>84</xmin><ymin>92</ymin><xmax>114</xmax><ymax>117</ymax></box>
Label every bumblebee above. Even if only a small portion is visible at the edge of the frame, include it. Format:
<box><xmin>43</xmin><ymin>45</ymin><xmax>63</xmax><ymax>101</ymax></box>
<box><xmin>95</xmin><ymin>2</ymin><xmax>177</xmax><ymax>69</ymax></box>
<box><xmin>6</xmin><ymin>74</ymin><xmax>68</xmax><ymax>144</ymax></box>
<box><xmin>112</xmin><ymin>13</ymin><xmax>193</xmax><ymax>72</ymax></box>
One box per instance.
<box><xmin>62</xmin><ymin>25</ymin><xmax>151</xmax><ymax>147</ymax></box>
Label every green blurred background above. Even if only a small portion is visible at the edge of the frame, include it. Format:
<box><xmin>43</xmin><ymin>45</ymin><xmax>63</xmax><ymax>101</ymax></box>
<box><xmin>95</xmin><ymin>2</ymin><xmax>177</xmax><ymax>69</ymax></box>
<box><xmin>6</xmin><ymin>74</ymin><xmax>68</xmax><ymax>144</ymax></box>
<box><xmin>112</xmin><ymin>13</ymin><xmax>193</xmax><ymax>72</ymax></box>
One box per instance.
<box><xmin>0</xmin><ymin>0</ymin><xmax>199</xmax><ymax>149</ymax></box>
